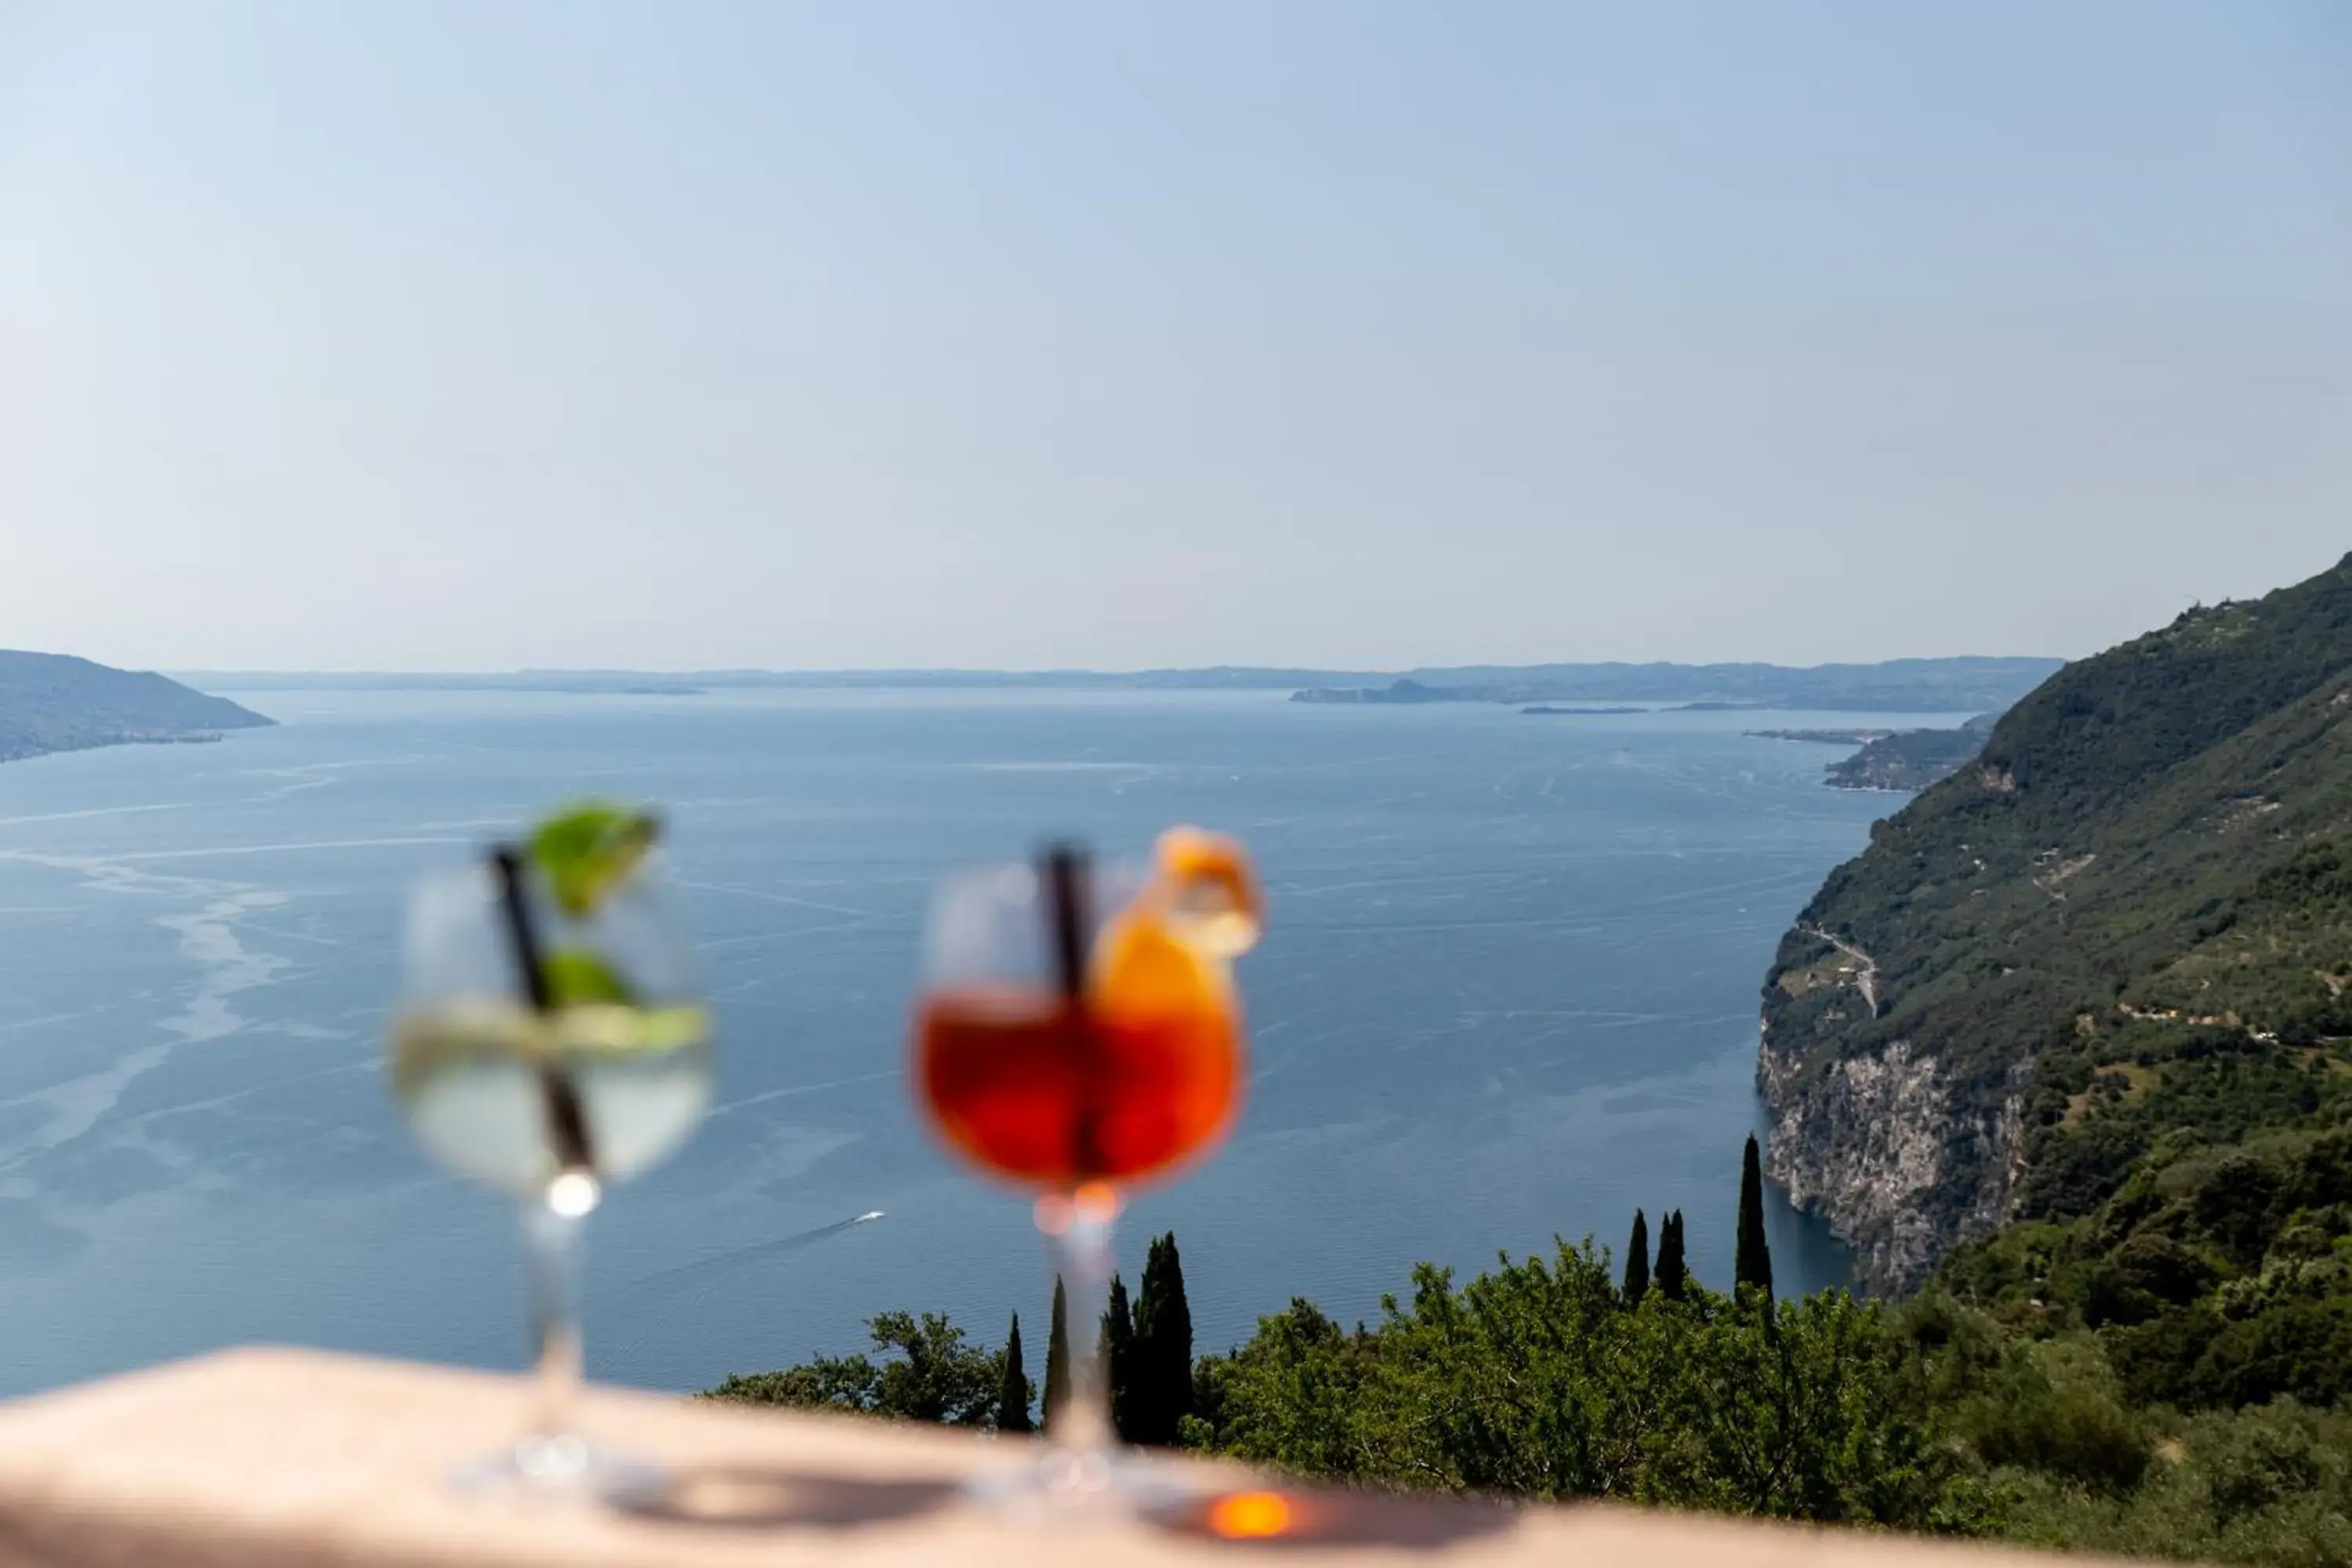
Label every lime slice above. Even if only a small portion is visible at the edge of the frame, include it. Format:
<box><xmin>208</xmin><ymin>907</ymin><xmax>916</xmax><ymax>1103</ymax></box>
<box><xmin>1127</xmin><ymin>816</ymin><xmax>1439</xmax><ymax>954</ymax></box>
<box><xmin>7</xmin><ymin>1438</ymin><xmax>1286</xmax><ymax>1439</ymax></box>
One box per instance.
<box><xmin>390</xmin><ymin>1000</ymin><xmax>712</xmax><ymax>1094</ymax></box>
<box><xmin>558</xmin><ymin>1002</ymin><xmax>712</xmax><ymax>1055</ymax></box>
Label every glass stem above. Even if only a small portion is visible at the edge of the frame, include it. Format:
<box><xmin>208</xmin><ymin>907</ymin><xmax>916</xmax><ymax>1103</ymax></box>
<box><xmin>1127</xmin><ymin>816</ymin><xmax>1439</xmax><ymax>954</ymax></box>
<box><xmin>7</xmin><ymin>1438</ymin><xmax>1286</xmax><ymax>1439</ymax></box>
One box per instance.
<box><xmin>521</xmin><ymin>1195</ymin><xmax>586</xmax><ymax>1451</ymax></box>
<box><xmin>1046</xmin><ymin>1197</ymin><xmax>1116</xmax><ymax>1463</ymax></box>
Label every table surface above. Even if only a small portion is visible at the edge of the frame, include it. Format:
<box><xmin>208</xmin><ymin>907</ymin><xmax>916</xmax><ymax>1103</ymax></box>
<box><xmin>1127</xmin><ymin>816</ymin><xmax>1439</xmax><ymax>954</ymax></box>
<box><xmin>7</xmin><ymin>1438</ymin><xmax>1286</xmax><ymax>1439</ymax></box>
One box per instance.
<box><xmin>0</xmin><ymin>1348</ymin><xmax>2143</xmax><ymax>1566</ymax></box>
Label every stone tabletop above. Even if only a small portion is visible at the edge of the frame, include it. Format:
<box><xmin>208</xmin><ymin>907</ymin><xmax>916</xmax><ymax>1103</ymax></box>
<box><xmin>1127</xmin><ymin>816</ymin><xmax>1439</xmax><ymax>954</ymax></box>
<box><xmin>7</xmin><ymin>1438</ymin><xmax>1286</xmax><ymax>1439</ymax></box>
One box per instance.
<box><xmin>0</xmin><ymin>1348</ymin><xmax>2143</xmax><ymax>1567</ymax></box>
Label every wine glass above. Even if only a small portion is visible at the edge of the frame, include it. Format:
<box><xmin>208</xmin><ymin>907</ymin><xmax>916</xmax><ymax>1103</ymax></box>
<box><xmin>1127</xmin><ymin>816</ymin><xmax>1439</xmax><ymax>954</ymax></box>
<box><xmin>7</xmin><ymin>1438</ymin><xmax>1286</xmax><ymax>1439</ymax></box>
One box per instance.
<box><xmin>912</xmin><ymin>827</ymin><xmax>1261</xmax><ymax>1511</ymax></box>
<box><xmin>390</xmin><ymin>801</ymin><xmax>713</xmax><ymax>1503</ymax></box>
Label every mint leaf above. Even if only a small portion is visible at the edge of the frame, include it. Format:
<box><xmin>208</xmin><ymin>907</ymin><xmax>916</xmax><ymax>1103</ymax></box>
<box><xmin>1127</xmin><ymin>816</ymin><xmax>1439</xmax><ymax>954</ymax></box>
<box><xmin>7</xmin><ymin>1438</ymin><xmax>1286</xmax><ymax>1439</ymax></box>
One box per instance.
<box><xmin>528</xmin><ymin>801</ymin><xmax>659</xmax><ymax>918</ymax></box>
<box><xmin>541</xmin><ymin>947</ymin><xmax>637</xmax><ymax>1007</ymax></box>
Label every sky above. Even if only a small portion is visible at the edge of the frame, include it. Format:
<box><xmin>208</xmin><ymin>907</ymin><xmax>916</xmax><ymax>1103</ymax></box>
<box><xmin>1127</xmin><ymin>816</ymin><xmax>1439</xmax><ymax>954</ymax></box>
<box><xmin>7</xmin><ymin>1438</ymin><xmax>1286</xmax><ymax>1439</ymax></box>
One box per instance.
<box><xmin>1</xmin><ymin>3</ymin><xmax>2347</xmax><ymax>673</ymax></box>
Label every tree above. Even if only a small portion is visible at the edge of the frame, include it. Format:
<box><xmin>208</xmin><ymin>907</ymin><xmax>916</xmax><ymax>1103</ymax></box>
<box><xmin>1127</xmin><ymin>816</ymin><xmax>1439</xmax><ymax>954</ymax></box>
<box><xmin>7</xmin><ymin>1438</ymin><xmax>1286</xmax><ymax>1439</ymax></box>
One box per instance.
<box><xmin>996</xmin><ymin>1312</ymin><xmax>1034</xmax><ymax>1433</ymax></box>
<box><xmin>1196</xmin><ymin>1298</ymin><xmax>1367</xmax><ymax>1478</ymax></box>
<box><xmin>1102</xmin><ymin>1272</ymin><xmax>1137</xmax><ymax>1439</ymax></box>
<box><xmin>1624</xmin><ymin>1210</ymin><xmax>1651</xmax><ymax>1307</ymax></box>
<box><xmin>1737</xmin><ymin>1134</ymin><xmax>1775</xmax><ymax>1301</ymax></box>
<box><xmin>1044</xmin><ymin>1276</ymin><xmax>1070</xmax><ymax>1431</ymax></box>
<box><xmin>1132</xmin><ymin>1231</ymin><xmax>1196</xmax><ymax>1445</ymax></box>
<box><xmin>1657</xmin><ymin>1210</ymin><xmax>1689</xmax><ymax>1301</ymax></box>
<box><xmin>1182</xmin><ymin>1243</ymin><xmax>1945</xmax><ymax>1523</ymax></box>
<box><xmin>704</xmin><ymin>1311</ymin><xmax>1002</xmax><ymax>1426</ymax></box>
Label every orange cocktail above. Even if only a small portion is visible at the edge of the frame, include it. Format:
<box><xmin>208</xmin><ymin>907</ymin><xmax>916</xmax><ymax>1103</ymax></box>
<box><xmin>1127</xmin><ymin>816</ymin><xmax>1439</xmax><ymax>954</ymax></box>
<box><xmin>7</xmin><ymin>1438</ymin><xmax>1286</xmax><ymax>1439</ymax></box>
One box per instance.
<box><xmin>916</xmin><ymin>982</ymin><xmax>1240</xmax><ymax>1188</ymax></box>
<box><xmin>909</xmin><ymin>827</ymin><xmax>1261</xmax><ymax>1509</ymax></box>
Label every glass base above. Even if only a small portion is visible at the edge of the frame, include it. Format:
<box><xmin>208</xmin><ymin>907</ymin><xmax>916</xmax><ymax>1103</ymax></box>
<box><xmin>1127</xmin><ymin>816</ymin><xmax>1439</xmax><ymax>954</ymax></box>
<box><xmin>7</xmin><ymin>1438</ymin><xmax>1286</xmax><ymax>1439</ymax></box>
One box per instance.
<box><xmin>450</xmin><ymin>1432</ymin><xmax>668</xmax><ymax>1509</ymax></box>
<box><xmin>967</xmin><ymin>1443</ymin><xmax>1195</xmax><ymax>1520</ymax></box>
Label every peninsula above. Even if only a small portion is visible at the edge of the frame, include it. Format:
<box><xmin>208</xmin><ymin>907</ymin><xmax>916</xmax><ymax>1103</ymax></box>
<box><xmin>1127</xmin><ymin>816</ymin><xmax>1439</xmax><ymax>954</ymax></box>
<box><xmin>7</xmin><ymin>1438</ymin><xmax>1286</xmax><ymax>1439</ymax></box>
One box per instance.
<box><xmin>0</xmin><ymin>652</ymin><xmax>274</xmax><ymax>764</ymax></box>
<box><xmin>1522</xmin><ymin>704</ymin><xmax>1646</xmax><ymax>716</ymax></box>
<box><xmin>1748</xmin><ymin>713</ymin><xmax>2003</xmax><ymax>792</ymax></box>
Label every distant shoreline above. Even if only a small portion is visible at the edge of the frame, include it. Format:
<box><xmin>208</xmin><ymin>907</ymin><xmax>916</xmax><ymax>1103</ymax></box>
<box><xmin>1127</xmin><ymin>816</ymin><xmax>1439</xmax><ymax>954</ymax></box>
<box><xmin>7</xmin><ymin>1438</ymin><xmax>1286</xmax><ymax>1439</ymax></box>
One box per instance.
<box><xmin>0</xmin><ymin>731</ymin><xmax>230</xmax><ymax>768</ymax></box>
<box><xmin>1523</xmin><ymin>705</ymin><xmax>1647</xmax><ymax>717</ymax></box>
<box><xmin>1747</xmin><ymin>728</ymin><xmax>1894</xmax><ymax>747</ymax></box>
<box><xmin>172</xmin><ymin>657</ymin><xmax>2066</xmax><ymax>717</ymax></box>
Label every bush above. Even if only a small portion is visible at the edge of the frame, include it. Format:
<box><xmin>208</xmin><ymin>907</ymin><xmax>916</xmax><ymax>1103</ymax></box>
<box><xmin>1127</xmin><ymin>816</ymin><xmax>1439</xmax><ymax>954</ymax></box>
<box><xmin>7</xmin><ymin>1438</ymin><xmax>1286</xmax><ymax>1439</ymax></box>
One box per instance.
<box><xmin>1953</xmin><ymin>1338</ymin><xmax>2150</xmax><ymax>1493</ymax></box>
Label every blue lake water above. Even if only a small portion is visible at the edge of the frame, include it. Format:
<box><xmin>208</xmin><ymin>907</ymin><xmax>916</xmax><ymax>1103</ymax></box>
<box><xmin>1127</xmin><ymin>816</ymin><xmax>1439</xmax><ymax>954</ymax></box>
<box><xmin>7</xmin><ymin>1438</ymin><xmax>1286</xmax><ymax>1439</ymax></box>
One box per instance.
<box><xmin>0</xmin><ymin>690</ymin><xmax>1929</xmax><ymax>1397</ymax></box>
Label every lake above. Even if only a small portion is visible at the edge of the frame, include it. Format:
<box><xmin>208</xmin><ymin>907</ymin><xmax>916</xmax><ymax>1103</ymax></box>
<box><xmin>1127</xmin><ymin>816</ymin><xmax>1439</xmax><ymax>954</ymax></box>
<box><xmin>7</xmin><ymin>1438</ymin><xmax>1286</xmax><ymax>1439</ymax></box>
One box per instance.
<box><xmin>0</xmin><ymin>688</ymin><xmax>1929</xmax><ymax>1397</ymax></box>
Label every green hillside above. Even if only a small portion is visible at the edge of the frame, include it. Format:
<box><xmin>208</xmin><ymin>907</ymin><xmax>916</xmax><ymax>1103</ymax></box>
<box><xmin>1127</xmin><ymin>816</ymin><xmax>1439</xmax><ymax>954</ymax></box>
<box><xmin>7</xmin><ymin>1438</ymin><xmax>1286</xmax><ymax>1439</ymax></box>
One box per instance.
<box><xmin>0</xmin><ymin>651</ymin><xmax>273</xmax><ymax>763</ymax></box>
<box><xmin>1761</xmin><ymin>551</ymin><xmax>2352</xmax><ymax>1295</ymax></box>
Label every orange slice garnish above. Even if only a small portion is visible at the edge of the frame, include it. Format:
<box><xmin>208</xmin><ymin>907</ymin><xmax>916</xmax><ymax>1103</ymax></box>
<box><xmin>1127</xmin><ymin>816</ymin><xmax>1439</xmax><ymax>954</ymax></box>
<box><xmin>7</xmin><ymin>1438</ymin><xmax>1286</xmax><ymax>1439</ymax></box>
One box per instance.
<box><xmin>1089</xmin><ymin>905</ymin><xmax>1225</xmax><ymax>1019</ymax></box>
<box><xmin>1153</xmin><ymin>826</ymin><xmax>1262</xmax><ymax>958</ymax></box>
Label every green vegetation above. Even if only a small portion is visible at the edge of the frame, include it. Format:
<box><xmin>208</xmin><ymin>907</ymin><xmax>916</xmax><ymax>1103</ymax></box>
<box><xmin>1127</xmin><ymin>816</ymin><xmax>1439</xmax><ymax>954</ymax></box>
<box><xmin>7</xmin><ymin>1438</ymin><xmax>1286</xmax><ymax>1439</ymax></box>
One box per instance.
<box><xmin>1102</xmin><ymin>1272</ymin><xmax>1136</xmax><ymax>1436</ymax></box>
<box><xmin>1764</xmin><ymin>551</ymin><xmax>2352</xmax><ymax>1287</ymax></box>
<box><xmin>1737</xmin><ymin>1135</ymin><xmax>1774</xmax><ymax>1299</ymax></box>
<box><xmin>709</xmin><ymin>1190</ymin><xmax>2352</xmax><ymax>1564</ymax></box>
<box><xmin>1655</xmin><ymin>1209</ymin><xmax>1688</xmax><ymax>1301</ymax></box>
<box><xmin>1131</xmin><ymin>1232</ymin><xmax>1196</xmax><ymax>1446</ymax></box>
<box><xmin>1622</xmin><ymin>1210</ymin><xmax>1650</xmax><ymax>1306</ymax></box>
<box><xmin>704</xmin><ymin>1310</ymin><xmax>1003</xmax><ymax>1425</ymax></box>
<box><xmin>996</xmin><ymin>1313</ymin><xmax>1033</xmax><ymax>1434</ymax></box>
<box><xmin>1183</xmin><ymin>1252</ymin><xmax>1933</xmax><ymax>1520</ymax></box>
<box><xmin>1942</xmin><ymin>1114</ymin><xmax>2352</xmax><ymax>1417</ymax></box>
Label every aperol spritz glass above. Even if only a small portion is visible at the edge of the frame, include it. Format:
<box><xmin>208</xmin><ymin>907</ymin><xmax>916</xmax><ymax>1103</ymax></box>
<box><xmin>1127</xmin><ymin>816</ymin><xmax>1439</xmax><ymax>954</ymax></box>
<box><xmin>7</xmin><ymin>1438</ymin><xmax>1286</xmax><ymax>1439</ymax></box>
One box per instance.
<box><xmin>912</xmin><ymin>828</ymin><xmax>1261</xmax><ymax>1510</ymax></box>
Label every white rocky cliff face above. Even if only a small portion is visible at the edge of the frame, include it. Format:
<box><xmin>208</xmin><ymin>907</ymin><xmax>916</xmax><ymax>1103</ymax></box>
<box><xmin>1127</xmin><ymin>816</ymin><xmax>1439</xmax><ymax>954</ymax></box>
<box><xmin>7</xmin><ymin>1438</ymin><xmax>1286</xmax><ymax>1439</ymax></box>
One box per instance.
<box><xmin>1756</xmin><ymin>950</ymin><xmax>2024</xmax><ymax>1293</ymax></box>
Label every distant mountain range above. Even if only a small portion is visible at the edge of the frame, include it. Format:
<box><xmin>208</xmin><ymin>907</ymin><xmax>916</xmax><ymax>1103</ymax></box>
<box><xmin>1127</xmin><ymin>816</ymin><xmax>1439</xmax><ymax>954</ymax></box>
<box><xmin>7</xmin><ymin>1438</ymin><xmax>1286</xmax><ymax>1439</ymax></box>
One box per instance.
<box><xmin>172</xmin><ymin>667</ymin><xmax>1345</xmax><ymax>692</ymax></box>
<box><xmin>173</xmin><ymin>656</ymin><xmax>2064</xmax><ymax>713</ymax></box>
<box><xmin>0</xmin><ymin>652</ymin><xmax>274</xmax><ymax>764</ymax></box>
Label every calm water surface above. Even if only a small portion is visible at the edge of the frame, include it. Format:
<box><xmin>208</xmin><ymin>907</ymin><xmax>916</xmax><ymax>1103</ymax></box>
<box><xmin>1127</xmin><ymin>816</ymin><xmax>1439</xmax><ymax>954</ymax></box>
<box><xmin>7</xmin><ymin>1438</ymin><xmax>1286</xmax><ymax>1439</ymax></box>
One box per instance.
<box><xmin>0</xmin><ymin>690</ymin><xmax>1926</xmax><ymax>1396</ymax></box>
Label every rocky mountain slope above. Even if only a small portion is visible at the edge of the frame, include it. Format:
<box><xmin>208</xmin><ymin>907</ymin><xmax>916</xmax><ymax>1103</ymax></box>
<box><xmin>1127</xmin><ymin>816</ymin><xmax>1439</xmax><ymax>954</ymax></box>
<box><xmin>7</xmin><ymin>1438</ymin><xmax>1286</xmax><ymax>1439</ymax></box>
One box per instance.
<box><xmin>0</xmin><ymin>651</ymin><xmax>273</xmax><ymax>763</ymax></box>
<box><xmin>1759</xmin><ymin>554</ymin><xmax>2352</xmax><ymax>1291</ymax></box>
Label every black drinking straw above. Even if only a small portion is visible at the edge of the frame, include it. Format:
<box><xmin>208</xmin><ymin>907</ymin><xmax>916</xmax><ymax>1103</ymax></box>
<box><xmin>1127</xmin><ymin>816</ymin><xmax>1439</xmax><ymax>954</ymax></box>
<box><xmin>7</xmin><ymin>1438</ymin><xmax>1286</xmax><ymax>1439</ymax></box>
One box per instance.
<box><xmin>1042</xmin><ymin>843</ymin><xmax>1090</xmax><ymax>1001</ymax></box>
<box><xmin>1040</xmin><ymin>842</ymin><xmax>1105</xmax><ymax>1175</ymax></box>
<box><xmin>491</xmin><ymin>845</ymin><xmax>597</xmax><ymax>1176</ymax></box>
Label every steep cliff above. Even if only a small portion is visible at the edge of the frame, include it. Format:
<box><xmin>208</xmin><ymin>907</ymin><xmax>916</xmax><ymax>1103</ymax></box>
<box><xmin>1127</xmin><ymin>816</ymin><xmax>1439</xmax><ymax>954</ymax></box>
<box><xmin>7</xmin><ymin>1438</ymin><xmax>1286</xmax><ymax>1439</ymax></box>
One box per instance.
<box><xmin>1759</xmin><ymin>553</ymin><xmax>2352</xmax><ymax>1291</ymax></box>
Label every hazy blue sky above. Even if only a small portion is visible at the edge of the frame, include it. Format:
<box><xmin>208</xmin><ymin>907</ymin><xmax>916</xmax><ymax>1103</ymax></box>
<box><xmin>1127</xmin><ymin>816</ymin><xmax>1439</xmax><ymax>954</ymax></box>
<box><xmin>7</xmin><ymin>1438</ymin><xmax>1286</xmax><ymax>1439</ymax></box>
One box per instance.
<box><xmin>2</xmin><ymin>3</ymin><xmax>2346</xmax><ymax>672</ymax></box>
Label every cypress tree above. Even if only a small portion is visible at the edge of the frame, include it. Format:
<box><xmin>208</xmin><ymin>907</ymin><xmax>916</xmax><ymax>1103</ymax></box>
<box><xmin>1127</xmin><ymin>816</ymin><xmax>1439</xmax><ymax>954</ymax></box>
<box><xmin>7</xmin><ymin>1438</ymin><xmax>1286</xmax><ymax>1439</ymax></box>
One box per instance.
<box><xmin>1042</xmin><ymin>1276</ymin><xmax>1070</xmax><ymax>1431</ymax></box>
<box><xmin>996</xmin><ymin>1312</ymin><xmax>1034</xmax><ymax>1432</ymax></box>
<box><xmin>1622</xmin><ymin>1209</ymin><xmax>1650</xmax><ymax>1306</ymax></box>
<box><xmin>1131</xmin><ymin>1232</ymin><xmax>1196</xmax><ymax>1446</ymax></box>
<box><xmin>1736</xmin><ymin>1133</ymin><xmax>1774</xmax><ymax>1301</ymax></box>
<box><xmin>1101</xmin><ymin>1273</ymin><xmax>1136</xmax><ymax>1439</ymax></box>
<box><xmin>1655</xmin><ymin>1210</ymin><xmax>1688</xmax><ymax>1301</ymax></box>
